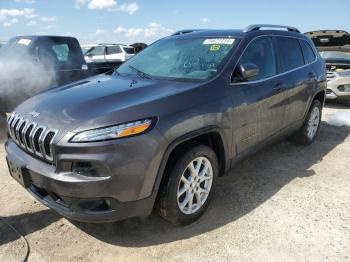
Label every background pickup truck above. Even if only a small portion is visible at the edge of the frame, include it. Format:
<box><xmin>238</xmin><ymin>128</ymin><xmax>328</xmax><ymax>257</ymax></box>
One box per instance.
<box><xmin>0</xmin><ymin>35</ymin><xmax>123</xmax><ymax>121</ymax></box>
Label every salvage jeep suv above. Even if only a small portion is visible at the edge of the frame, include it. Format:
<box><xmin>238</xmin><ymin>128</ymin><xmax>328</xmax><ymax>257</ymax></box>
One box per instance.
<box><xmin>5</xmin><ymin>25</ymin><xmax>326</xmax><ymax>225</ymax></box>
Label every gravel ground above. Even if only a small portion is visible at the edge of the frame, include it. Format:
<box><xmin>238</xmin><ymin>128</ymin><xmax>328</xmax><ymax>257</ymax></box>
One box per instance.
<box><xmin>0</xmin><ymin>103</ymin><xmax>349</xmax><ymax>262</ymax></box>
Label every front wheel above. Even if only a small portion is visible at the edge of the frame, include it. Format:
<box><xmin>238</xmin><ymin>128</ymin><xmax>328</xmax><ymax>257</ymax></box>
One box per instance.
<box><xmin>0</xmin><ymin>113</ymin><xmax>6</xmax><ymax>126</ymax></box>
<box><xmin>157</xmin><ymin>145</ymin><xmax>218</xmax><ymax>226</ymax></box>
<box><xmin>291</xmin><ymin>100</ymin><xmax>322</xmax><ymax>145</ymax></box>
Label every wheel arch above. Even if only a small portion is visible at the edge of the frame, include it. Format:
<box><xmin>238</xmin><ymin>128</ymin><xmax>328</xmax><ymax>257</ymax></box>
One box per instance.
<box><xmin>152</xmin><ymin>126</ymin><xmax>229</xmax><ymax>195</ymax></box>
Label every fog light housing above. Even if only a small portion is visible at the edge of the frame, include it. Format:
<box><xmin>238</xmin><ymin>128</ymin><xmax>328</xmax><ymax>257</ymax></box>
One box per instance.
<box><xmin>71</xmin><ymin>162</ymin><xmax>109</xmax><ymax>177</ymax></box>
<box><xmin>338</xmin><ymin>85</ymin><xmax>350</xmax><ymax>92</ymax></box>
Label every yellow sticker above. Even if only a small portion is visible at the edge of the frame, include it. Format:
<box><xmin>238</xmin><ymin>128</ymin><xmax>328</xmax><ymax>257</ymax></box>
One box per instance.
<box><xmin>210</xmin><ymin>44</ymin><xmax>221</xmax><ymax>51</ymax></box>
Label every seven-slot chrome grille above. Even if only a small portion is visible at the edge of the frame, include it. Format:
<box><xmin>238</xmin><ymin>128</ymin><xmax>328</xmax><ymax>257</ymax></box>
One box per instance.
<box><xmin>7</xmin><ymin>112</ymin><xmax>58</xmax><ymax>162</ymax></box>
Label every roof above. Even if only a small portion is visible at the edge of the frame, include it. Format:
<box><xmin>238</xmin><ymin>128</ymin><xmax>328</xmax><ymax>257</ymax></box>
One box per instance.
<box><xmin>169</xmin><ymin>25</ymin><xmax>303</xmax><ymax>39</ymax></box>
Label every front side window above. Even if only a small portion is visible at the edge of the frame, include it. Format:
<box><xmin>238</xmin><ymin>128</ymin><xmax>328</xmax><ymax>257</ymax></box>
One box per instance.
<box><xmin>117</xmin><ymin>37</ymin><xmax>237</xmax><ymax>82</ymax></box>
<box><xmin>276</xmin><ymin>37</ymin><xmax>304</xmax><ymax>72</ymax></box>
<box><xmin>235</xmin><ymin>36</ymin><xmax>277</xmax><ymax>81</ymax></box>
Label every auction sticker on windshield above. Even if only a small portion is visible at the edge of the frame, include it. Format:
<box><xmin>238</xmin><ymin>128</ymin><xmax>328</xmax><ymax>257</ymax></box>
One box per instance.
<box><xmin>203</xmin><ymin>38</ymin><xmax>235</xmax><ymax>45</ymax></box>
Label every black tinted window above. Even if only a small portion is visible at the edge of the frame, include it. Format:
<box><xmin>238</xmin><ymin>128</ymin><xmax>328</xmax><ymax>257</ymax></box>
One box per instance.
<box><xmin>300</xmin><ymin>40</ymin><xmax>316</xmax><ymax>64</ymax></box>
<box><xmin>238</xmin><ymin>36</ymin><xmax>277</xmax><ymax>81</ymax></box>
<box><xmin>123</xmin><ymin>47</ymin><xmax>135</xmax><ymax>54</ymax></box>
<box><xmin>106</xmin><ymin>46</ymin><xmax>122</xmax><ymax>55</ymax></box>
<box><xmin>276</xmin><ymin>37</ymin><xmax>304</xmax><ymax>72</ymax></box>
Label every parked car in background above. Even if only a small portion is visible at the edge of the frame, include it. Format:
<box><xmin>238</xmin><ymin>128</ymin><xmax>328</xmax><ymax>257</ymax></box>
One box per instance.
<box><xmin>0</xmin><ymin>41</ymin><xmax>6</xmax><ymax>48</ymax></box>
<box><xmin>84</xmin><ymin>44</ymin><xmax>135</xmax><ymax>63</ymax></box>
<box><xmin>81</xmin><ymin>44</ymin><xmax>98</xmax><ymax>54</ymax></box>
<box><xmin>5</xmin><ymin>25</ymin><xmax>326</xmax><ymax>225</ymax></box>
<box><xmin>0</xmin><ymin>35</ymin><xmax>120</xmax><ymax>120</ymax></box>
<box><xmin>131</xmin><ymin>43</ymin><xmax>148</xmax><ymax>53</ymax></box>
<box><xmin>306</xmin><ymin>30</ymin><xmax>350</xmax><ymax>105</ymax></box>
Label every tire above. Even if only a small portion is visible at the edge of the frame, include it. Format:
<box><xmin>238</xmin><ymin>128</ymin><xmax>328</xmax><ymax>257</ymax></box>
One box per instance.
<box><xmin>157</xmin><ymin>145</ymin><xmax>218</xmax><ymax>226</ymax></box>
<box><xmin>291</xmin><ymin>100</ymin><xmax>322</xmax><ymax>145</ymax></box>
<box><xmin>0</xmin><ymin>113</ymin><xmax>6</xmax><ymax>126</ymax></box>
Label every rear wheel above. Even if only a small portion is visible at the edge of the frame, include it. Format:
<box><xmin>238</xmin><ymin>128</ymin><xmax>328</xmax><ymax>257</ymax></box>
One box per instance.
<box><xmin>291</xmin><ymin>100</ymin><xmax>322</xmax><ymax>145</ymax></box>
<box><xmin>157</xmin><ymin>145</ymin><xmax>218</xmax><ymax>226</ymax></box>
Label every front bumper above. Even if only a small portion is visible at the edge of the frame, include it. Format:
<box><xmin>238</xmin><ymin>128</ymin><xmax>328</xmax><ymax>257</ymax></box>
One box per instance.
<box><xmin>326</xmin><ymin>75</ymin><xmax>350</xmax><ymax>101</ymax></box>
<box><xmin>4</xmin><ymin>128</ymin><xmax>165</xmax><ymax>222</ymax></box>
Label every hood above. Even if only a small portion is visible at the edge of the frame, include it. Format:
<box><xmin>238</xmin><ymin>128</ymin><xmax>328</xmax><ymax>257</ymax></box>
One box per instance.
<box><xmin>13</xmin><ymin>74</ymin><xmax>200</xmax><ymax>139</ymax></box>
<box><xmin>305</xmin><ymin>30</ymin><xmax>350</xmax><ymax>52</ymax></box>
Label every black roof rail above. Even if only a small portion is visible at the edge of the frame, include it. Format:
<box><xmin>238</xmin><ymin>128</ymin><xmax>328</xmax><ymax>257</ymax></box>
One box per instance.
<box><xmin>244</xmin><ymin>24</ymin><xmax>300</xmax><ymax>33</ymax></box>
<box><xmin>171</xmin><ymin>29</ymin><xmax>207</xmax><ymax>36</ymax></box>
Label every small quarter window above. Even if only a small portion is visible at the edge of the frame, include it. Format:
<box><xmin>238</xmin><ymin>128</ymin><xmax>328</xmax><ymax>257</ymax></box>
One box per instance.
<box><xmin>300</xmin><ymin>40</ymin><xmax>316</xmax><ymax>64</ymax></box>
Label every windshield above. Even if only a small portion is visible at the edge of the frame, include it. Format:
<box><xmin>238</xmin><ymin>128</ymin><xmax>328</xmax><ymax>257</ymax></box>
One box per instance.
<box><xmin>319</xmin><ymin>51</ymin><xmax>350</xmax><ymax>61</ymax></box>
<box><xmin>0</xmin><ymin>38</ymin><xmax>31</xmax><ymax>55</ymax></box>
<box><xmin>116</xmin><ymin>37</ymin><xmax>237</xmax><ymax>82</ymax></box>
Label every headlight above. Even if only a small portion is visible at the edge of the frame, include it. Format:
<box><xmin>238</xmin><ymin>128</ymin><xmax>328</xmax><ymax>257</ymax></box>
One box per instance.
<box><xmin>337</xmin><ymin>70</ymin><xmax>350</xmax><ymax>77</ymax></box>
<box><xmin>70</xmin><ymin>119</ymin><xmax>153</xmax><ymax>143</ymax></box>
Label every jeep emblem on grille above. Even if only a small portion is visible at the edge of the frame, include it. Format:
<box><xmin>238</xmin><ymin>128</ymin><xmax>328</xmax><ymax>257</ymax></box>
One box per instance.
<box><xmin>28</xmin><ymin>111</ymin><xmax>40</xmax><ymax>118</ymax></box>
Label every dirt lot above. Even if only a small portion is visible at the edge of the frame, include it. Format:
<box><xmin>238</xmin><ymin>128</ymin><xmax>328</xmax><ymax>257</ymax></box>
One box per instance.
<box><xmin>0</xmin><ymin>104</ymin><xmax>349</xmax><ymax>262</ymax></box>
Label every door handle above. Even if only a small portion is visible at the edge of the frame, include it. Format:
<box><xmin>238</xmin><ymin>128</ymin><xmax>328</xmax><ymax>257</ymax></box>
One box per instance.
<box><xmin>273</xmin><ymin>83</ymin><xmax>284</xmax><ymax>92</ymax></box>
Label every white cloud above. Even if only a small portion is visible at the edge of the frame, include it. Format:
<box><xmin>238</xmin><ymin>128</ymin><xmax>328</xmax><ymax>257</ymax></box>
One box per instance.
<box><xmin>95</xmin><ymin>28</ymin><xmax>105</xmax><ymax>34</ymax></box>
<box><xmin>117</xmin><ymin>3</ymin><xmax>139</xmax><ymax>15</ymax></box>
<box><xmin>88</xmin><ymin>0</ymin><xmax>116</xmax><ymax>10</ymax></box>
<box><xmin>0</xmin><ymin>8</ymin><xmax>37</xmax><ymax>27</ymax></box>
<box><xmin>0</xmin><ymin>8</ymin><xmax>36</xmax><ymax>19</ymax></box>
<box><xmin>113</xmin><ymin>26</ymin><xmax>127</xmax><ymax>34</ymax></box>
<box><xmin>114</xmin><ymin>22</ymin><xmax>173</xmax><ymax>40</ymax></box>
<box><xmin>26</xmin><ymin>20</ymin><xmax>37</xmax><ymax>26</ymax></box>
<box><xmin>126</xmin><ymin>27</ymin><xmax>143</xmax><ymax>37</ymax></box>
<box><xmin>200</xmin><ymin>17</ymin><xmax>210</xmax><ymax>23</ymax></box>
<box><xmin>75</xmin><ymin>0</ymin><xmax>139</xmax><ymax>14</ymax></box>
<box><xmin>14</xmin><ymin>0</ymin><xmax>36</xmax><ymax>4</ymax></box>
<box><xmin>3</xmin><ymin>18</ymin><xmax>18</xmax><ymax>27</ymax></box>
<box><xmin>40</xmin><ymin>16</ymin><xmax>56</xmax><ymax>22</ymax></box>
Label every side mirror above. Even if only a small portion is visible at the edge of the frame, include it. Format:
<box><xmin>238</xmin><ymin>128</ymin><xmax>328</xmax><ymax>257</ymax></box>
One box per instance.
<box><xmin>87</xmin><ymin>53</ymin><xmax>93</xmax><ymax>58</ymax></box>
<box><xmin>238</xmin><ymin>63</ymin><xmax>259</xmax><ymax>81</ymax></box>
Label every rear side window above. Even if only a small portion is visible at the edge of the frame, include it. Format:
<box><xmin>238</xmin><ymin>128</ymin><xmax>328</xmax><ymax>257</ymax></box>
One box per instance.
<box><xmin>52</xmin><ymin>44</ymin><xmax>69</xmax><ymax>62</ymax></box>
<box><xmin>238</xmin><ymin>36</ymin><xmax>277</xmax><ymax>81</ymax></box>
<box><xmin>122</xmin><ymin>47</ymin><xmax>135</xmax><ymax>54</ymax></box>
<box><xmin>275</xmin><ymin>37</ymin><xmax>304</xmax><ymax>72</ymax></box>
<box><xmin>300</xmin><ymin>40</ymin><xmax>316</xmax><ymax>64</ymax></box>
<box><xmin>106</xmin><ymin>46</ymin><xmax>122</xmax><ymax>55</ymax></box>
<box><xmin>87</xmin><ymin>46</ymin><xmax>105</xmax><ymax>56</ymax></box>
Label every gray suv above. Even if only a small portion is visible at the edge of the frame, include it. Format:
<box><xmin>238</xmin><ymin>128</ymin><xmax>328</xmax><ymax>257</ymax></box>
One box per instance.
<box><xmin>5</xmin><ymin>25</ymin><xmax>326</xmax><ymax>225</ymax></box>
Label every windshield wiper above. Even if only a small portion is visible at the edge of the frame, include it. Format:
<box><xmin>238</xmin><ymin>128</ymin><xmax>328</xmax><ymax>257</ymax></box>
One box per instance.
<box><xmin>128</xmin><ymin>65</ymin><xmax>153</xmax><ymax>79</ymax></box>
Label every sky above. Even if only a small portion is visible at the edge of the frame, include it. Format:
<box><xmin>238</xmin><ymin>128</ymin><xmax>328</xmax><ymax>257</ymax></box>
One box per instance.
<box><xmin>1</xmin><ymin>0</ymin><xmax>350</xmax><ymax>45</ymax></box>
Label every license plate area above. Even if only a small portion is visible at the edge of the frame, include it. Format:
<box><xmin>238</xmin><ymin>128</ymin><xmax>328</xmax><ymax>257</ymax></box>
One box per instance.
<box><xmin>6</xmin><ymin>158</ymin><xmax>30</xmax><ymax>188</ymax></box>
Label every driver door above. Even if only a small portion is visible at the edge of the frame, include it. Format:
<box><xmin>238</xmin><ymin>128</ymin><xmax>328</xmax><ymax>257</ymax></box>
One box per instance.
<box><xmin>230</xmin><ymin>36</ymin><xmax>287</xmax><ymax>154</ymax></box>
